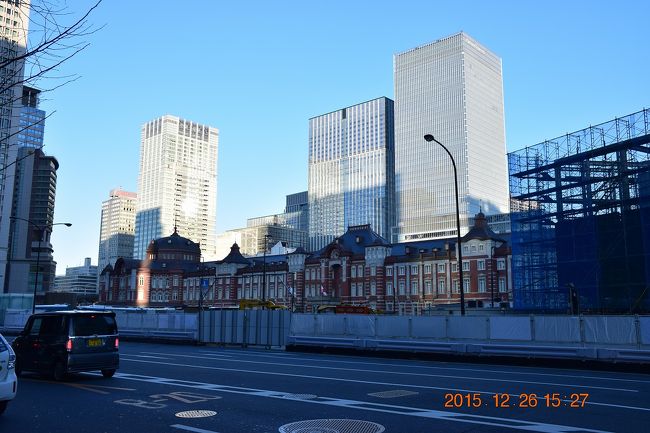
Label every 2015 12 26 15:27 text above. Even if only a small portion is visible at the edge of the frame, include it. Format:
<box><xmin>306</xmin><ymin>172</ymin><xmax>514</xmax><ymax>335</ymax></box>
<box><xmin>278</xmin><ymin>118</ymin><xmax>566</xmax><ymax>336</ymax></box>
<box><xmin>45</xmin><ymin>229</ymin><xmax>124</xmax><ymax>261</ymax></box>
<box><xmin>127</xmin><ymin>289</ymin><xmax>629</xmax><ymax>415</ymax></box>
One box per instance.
<box><xmin>444</xmin><ymin>392</ymin><xmax>589</xmax><ymax>408</ymax></box>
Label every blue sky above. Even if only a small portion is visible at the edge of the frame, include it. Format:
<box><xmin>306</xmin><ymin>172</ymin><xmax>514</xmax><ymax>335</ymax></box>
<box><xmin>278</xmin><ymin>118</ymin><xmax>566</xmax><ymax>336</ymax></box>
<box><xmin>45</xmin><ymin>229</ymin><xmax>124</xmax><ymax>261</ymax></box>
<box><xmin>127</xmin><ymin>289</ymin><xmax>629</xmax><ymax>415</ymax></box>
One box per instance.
<box><xmin>41</xmin><ymin>0</ymin><xmax>650</xmax><ymax>272</ymax></box>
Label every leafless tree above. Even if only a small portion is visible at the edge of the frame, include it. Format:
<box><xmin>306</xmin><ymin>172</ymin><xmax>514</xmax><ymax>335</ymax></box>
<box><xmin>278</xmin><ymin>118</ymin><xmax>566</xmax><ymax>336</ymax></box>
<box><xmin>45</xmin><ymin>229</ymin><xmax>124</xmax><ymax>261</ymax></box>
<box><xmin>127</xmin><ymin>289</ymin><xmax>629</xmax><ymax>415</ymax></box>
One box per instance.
<box><xmin>0</xmin><ymin>0</ymin><xmax>103</xmax><ymax>174</ymax></box>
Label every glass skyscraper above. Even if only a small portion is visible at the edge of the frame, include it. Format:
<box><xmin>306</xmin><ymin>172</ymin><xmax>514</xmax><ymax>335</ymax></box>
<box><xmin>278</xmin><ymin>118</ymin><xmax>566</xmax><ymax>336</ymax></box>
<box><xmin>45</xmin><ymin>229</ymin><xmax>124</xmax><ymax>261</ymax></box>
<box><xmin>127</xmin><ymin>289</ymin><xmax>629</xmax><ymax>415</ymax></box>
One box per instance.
<box><xmin>133</xmin><ymin>115</ymin><xmax>219</xmax><ymax>260</ymax></box>
<box><xmin>308</xmin><ymin>97</ymin><xmax>395</xmax><ymax>251</ymax></box>
<box><xmin>394</xmin><ymin>32</ymin><xmax>509</xmax><ymax>242</ymax></box>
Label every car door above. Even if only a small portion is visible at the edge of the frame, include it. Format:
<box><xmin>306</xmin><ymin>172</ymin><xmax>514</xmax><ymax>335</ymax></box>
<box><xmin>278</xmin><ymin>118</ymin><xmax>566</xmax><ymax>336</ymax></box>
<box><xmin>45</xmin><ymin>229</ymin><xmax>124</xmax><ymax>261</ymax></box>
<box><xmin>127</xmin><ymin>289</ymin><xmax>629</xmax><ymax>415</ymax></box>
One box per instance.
<box><xmin>37</xmin><ymin>315</ymin><xmax>67</xmax><ymax>372</ymax></box>
<box><xmin>12</xmin><ymin>316</ymin><xmax>43</xmax><ymax>371</ymax></box>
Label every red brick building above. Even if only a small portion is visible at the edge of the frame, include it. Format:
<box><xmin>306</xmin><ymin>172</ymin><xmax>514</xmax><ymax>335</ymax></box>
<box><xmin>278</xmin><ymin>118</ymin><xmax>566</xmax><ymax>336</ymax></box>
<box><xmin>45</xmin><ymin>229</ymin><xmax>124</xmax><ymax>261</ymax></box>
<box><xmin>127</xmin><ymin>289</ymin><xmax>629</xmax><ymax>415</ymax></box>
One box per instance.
<box><xmin>99</xmin><ymin>214</ymin><xmax>512</xmax><ymax>314</ymax></box>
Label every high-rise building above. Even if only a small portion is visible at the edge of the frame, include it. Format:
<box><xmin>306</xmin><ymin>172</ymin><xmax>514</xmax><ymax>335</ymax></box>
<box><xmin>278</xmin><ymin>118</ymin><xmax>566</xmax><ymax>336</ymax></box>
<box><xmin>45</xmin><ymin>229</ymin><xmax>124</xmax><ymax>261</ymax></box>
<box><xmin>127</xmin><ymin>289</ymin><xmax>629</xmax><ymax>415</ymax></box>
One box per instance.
<box><xmin>284</xmin><ymin>191</ymin><xmax>309</xmax><ymax>232</ymax></box>
<box><xmin>308</xmin><ymin>97</ymin><xmax>395</xmax><ymax>251</ymax></box>
<box><xmin>133</xmin><ymin>115</ymin><xmax>219</xmax><ymax>260</ymax></box>
<box><xmin>53</xmin><ymin>257</ymin><xmax>98</xmax><ymax>296</ymax></box>
<box><xmin>216</xmin><ymin>191</ymin><xmax>309</xmax><ymax>258</ymax></box>
<box><xmin>6</xmin><ymin>148</ymin><xmax>59</xmax><ymax>294</ymax></box>
<box><xmin>98</xmin><ymin>188</ymin><xmax>137</xmax><ymax>273</ymax></box>
<box><xmin>4</xmin><ymin>78</ymin><xmax>60</xmax><ymax>295</ymax></box>
<box><xmin>393</xmin><ymin>32</ymin><xmax>509</xmax><ymax>243</ymax></box>
<box><xmin>17</xmin><ymin>86</ymin><xmax>45</xmax><ymax>149</ymax></box>
<box><xmin>0</xmin><ymin>0</ymin><xmax>31</xmax><ymax>293</ymax></box>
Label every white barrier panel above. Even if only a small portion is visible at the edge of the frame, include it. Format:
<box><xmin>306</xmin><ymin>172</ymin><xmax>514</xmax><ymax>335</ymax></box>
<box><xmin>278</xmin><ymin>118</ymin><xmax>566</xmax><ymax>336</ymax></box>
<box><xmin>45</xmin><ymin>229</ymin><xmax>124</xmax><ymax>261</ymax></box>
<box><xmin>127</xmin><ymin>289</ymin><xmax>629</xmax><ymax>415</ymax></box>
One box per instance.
<box><xmin>377</xmin><ymin>316</ymin><xmax>409</xmax><ymax>338</ymax></box>
<box><xmin>345</xmin><ymin>315</ymin><xmax>375</xmax><ymax>337</ymax></box>
<box><xmin>533</xmin><ymin>316</ymin><xmax>581</xmax><ymax>342</ymax></box>
<box><xmin>315</xmin><ymin>315</ymin><xmax>346</xmax><ymax>336</ymax></box>
<box><xmin>158</xmin><ymin>314</ymin><xmax>169</xmax><ymax>329</ymax></box>
<box><xmin>411</xmin><ymin>316</ymin><xmax>446</xmax><ymax>339</ymax></box>
<box><xmin>290</xmin><ymin>314</ymin><xmax>315</xmax><ymax>335</ymax></box>
<box><xmin>640</xmin><ymin>317</ymin><xmax>650</xmax><ymax>345</ymax></box>
<box><xmin>3</xmin><ymin>309</ymin><xmax>30</xmax><ymax>329</ymax></box>
<box><xmin>126</xmin><ymin>313</ymin><xmax>143</xmax><ymax>329</ymax></box>
<box><xmin>184</xmin><ymin>314</ymin><xmax>197</xmax><ymax>330</ymax></box>
<box><xmin>489</xmin><ymin>317</ymin><xmax>532</xmax><ymax>341</ymax></box>
<box><xmin>448</xmin><ymin>316</ymin><xmax>487</xmax><ymax>339</ymax></box>
<box><xmin>141</xmin><ymin>312</ymin><xmax>157</xmax><ymax>329</ymax></box>
<box><xmin>583</xmin><ymin>316</ymin><xmax>637</xmax><ymax>345</ymax></box>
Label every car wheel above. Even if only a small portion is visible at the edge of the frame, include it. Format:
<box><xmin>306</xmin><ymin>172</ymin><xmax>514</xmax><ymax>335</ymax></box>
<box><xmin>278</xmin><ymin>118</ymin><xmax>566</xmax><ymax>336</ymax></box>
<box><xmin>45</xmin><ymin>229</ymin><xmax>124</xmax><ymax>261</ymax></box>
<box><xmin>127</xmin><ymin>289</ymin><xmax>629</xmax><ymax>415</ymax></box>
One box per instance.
<box><xmin>53</xmin><ymin>361</ymin><xmax>67</xmax><ymax>382</ymax></box>
<box><xmin>101</xmin><ymin>369</ymin><xmax>116</xmax><ymax>378</ymax></box>
<box><xmin>0</xmin><ymin>401</ymin><xmax>7</xmax><ymax>415</ymax></box>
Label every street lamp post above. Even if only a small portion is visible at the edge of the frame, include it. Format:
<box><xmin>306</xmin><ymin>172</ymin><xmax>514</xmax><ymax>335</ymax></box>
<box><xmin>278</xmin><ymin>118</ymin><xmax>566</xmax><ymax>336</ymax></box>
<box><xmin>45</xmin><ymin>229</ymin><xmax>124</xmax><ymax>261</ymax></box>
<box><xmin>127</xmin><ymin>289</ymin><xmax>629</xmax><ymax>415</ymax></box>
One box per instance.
<box><xmin>423</xmin><ymin>134</ymin><xmax>465</xmax><ymax>315</ymax></box>
<box><xmin>9</xmin><ymin>216</ymin><xmax>71</xmax><ymax>314</ymax></box>
<box><xmin>261</xmin><ymin>233</ymin><xmax>271</xmax><ymax>304</ymax></box>
<box><xmin>490</xmin><ymin>245</ymin><xmax>495</xmax><ymax>308</ymax></box>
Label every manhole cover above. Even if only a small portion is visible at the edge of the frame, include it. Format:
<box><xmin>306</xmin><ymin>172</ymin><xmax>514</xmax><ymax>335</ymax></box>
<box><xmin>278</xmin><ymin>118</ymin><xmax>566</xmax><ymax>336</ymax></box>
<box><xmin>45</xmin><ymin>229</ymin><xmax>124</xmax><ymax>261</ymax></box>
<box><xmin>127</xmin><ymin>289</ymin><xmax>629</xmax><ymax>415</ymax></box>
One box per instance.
<box><xmin>368</xmin><ymin>390</ymin><xmax>419</xmax><ymax>399</ymax></box>
<box><xmin>279</xmin><ymin>419</ymin><xmax>385</xmax><ymax>433</ymax></box>
<box><xmin>282</xmin><ymin>393</ymin><xmax>318</xmax><ymax>400</ymax></box>
<box><xmin>175</xmin><ymin>410</ymin><xmax>217</xmax><ymax>418</ymax></box>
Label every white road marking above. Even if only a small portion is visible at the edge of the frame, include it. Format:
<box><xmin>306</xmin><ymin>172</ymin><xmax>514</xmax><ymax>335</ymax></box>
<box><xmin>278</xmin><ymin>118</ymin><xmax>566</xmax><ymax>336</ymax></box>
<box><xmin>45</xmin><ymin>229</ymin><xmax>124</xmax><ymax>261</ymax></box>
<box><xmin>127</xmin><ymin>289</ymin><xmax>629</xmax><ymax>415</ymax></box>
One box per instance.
<box><xmin>127</xmin><ymin>354</ymin><xmax>171</xmax><ymax>360</ymax></box>
<box><xmin>117</xmin><ymin>358</ymin><xmax>649</xmax><ymax>412</ymax></box>
<box><xmin>142</xmin><ymin>351</ymin><xmax>231</xmax><ymax>358</ymax></box>
<box><xmin>171</xmin><ymin>425</ymin><xmax>219</xmax><ymax>433</ymax></box>
<box><xmin>112</xmin><ymin>372</ymin><xmax>611</xmax><ymax>433</ymax></box>
<box><xmin>195</xmin><ymin>350</ymin><xmax>649</xmax><ymax>384</ymax></box>
<box><xmin>136</xmin><ymin>352</ymin><xmax>639</xmax><ymax>392</ymax></box>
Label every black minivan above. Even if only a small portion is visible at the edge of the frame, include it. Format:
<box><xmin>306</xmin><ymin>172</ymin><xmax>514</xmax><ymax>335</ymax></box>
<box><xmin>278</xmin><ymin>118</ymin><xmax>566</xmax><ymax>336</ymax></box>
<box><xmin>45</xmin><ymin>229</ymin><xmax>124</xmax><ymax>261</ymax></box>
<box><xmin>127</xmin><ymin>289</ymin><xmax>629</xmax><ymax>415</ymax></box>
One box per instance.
<box><xmin>12</xmin><ymin>311</ymin><xmax>119</xmax><ymax>381</ymax></box>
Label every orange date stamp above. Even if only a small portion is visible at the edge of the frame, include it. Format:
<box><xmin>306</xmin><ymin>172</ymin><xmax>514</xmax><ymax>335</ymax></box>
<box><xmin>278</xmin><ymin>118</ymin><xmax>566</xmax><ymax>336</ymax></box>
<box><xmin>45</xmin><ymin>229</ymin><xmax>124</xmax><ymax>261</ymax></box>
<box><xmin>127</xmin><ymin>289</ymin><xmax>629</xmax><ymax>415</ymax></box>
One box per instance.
<box><xmin>444</xmin><ymin>392</ymin><xmax>589</xmax><ymax>408</ymax></box>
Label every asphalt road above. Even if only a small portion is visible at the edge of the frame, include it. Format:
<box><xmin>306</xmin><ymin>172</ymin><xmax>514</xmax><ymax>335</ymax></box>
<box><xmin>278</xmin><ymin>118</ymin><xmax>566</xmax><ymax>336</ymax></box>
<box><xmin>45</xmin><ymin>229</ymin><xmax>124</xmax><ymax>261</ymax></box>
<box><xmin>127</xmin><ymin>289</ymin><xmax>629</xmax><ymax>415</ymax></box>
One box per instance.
<box><xmin>1</xmin><ymin>341</ymin><xmax>649</xmax><ymax>433</ymax></box>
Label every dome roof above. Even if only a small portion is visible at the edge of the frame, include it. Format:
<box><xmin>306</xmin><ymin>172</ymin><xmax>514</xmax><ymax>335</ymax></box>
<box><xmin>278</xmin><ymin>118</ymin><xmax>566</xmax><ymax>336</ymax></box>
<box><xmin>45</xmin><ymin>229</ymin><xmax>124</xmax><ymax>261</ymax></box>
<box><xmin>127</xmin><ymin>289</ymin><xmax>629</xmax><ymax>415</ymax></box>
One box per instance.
<box><xmin>147</xmin><ymin>227</ymin><xmax>201</xmax><ymax>255</ymax></box>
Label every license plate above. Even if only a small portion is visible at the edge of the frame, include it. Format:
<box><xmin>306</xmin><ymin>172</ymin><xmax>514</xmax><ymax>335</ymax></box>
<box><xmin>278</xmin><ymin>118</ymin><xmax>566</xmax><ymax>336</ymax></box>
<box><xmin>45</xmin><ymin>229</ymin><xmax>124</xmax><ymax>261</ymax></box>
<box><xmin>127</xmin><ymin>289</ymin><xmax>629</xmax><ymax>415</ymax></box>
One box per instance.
<box><xmin>87</xmin><ymin>338</ymin><xmax>102</xmax><ymax>347</ymax></box>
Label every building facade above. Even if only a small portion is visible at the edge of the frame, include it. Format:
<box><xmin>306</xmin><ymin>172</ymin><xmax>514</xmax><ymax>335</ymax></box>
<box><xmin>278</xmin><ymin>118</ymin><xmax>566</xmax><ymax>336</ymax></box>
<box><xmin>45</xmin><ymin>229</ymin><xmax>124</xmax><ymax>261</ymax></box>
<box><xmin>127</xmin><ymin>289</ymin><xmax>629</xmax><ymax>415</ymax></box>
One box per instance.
<box><xmin>6</xmin><ymin>148</ymin><xmax>59</xmax><ymax>294</ymax></box>
<box><xmin>98</xmin><ymin>188</ymin><xmax>137</xmax><ymax>273</ymax></box>
<box><xmin>0</xmin><ymin>0</ymin><xmax>31</xmax><ymax>293</ymax></box>
<box><xmin>99</xmin><ymin>214</ymin><xmax>512</xmax><ymax>314</ymax></box>
<box><xmin>284</xmin><ymin>190</ymin><xmax>309</xmax><ymax>232</ymax></box>
<box><xmin>53</xmin><ymin>257</ymin><xmax>98</xmax><ymax>297</ymax></box>
<box><xmin>308</xmin><ymin>97</ymin><xmax>395</xmax><ymax>251</ymax></box>
<box><xmin>133</xmin><ymin>115</ymin><xmax>219</xmax><ymax>261</ymax></box>
<box><xmin>216</xmin><ymin>191</ymin><xmax>309</xmax><ymax>258</ymax></box>
<box><xmin>393</xmin><ymin>32</ymin><xmax>509</xmax><ymax>243</ymax></box>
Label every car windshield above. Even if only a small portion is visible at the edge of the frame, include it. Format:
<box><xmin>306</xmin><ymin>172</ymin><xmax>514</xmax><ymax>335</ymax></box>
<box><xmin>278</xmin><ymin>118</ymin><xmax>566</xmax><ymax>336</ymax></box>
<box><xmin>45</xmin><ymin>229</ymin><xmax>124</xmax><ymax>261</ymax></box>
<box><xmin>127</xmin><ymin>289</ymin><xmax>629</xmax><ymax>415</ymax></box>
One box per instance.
<box><xmin>72</xmin><ymin>315</ymin><xmax>117</xmax><ymax>336</ymax></box>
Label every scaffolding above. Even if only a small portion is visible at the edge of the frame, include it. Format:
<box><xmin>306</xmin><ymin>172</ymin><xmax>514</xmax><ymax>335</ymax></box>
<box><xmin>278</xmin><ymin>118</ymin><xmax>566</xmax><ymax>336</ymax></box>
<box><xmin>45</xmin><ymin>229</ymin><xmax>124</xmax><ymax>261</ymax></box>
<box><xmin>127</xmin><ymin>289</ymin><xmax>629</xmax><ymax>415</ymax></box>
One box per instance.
<box><xmin>509</xmin><ymin>108</ymin><xmax>650</xmax><ymax>313</ymax></box>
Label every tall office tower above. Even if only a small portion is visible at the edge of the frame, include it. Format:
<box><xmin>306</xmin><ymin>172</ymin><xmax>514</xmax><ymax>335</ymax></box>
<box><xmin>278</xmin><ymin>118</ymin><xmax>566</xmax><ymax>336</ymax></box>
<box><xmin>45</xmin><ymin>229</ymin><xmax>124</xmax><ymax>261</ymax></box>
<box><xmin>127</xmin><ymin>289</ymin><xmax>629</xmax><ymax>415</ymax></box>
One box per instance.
<box><xmin>133</xmin><ymin>115</ymin><xmax>219</xmax><ymax>261</ymax></box>
<box><xmin>5</xmin><ymin>80</ymin><xmax>60</xmax><ymax>294</ymax></box>
<box><xmin>308</xmin><ymin>97</ymin><xmax>395</xmax><ymax>251</ymax></box>
<box><xmin>6</xmin><ymin>148</ymin><xmax>59</xmax><ymax>294</ymax></box>
<box><xmin>393</xmin><ymin>32</ymin><xmax>509</xmax><ymax>242</ymax></box>
<box><xmin>284</xmin><ymin>191</ymin><xmax>309</xmax><ymax>232</ymax></box>
<box><xmin>0</xmin><ymin>0</ymin><xmax>31</xmax><ymax>293</ymax></box>
<box><xmin>98</xmin><ymin>188</ymin><xmax>137</xmax><ymax>273</ymax></box>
